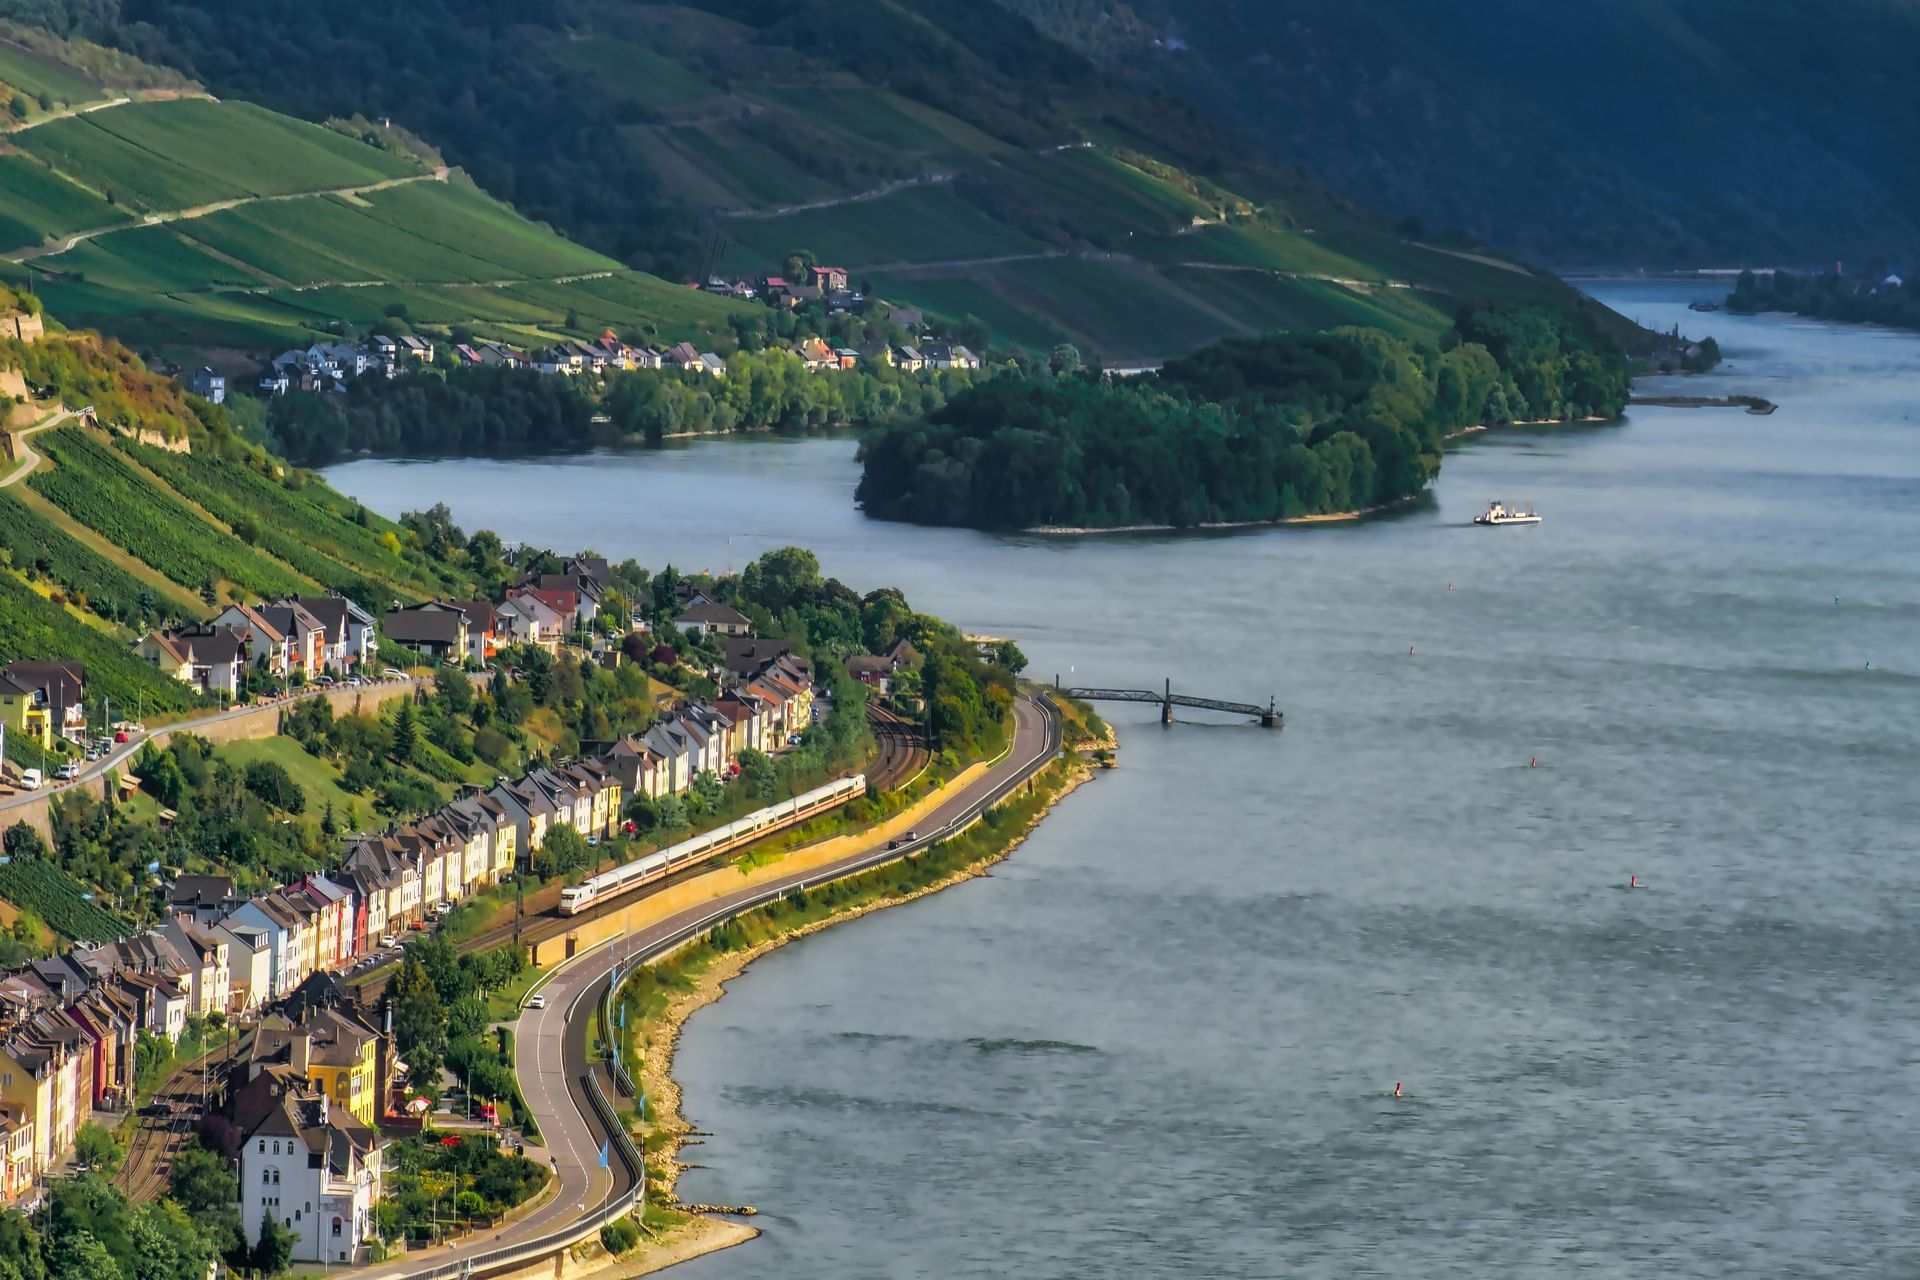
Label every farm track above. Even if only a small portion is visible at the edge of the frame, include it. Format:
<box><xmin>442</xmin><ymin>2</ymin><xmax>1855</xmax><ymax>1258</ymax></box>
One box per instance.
<box><xmin>5</xmin><ymin>166</ymin><xmax>450</xmax><ymax>265</ymax></box>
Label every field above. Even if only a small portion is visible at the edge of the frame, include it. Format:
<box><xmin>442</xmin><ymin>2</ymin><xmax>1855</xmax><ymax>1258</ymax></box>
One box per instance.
<box><xmin>864</xmin><ymin>271</ymin><xmax>1069</xmax><ymax>351</ymax></box>
<box><xmin>0</xmin><ymin>155</ymin><xmax>126</xmax><ymax>252</ymax></box>
<box><xmin>28</xmin><ymin>425</ymin><xmax>312</xmax><ymax>597</ymax></box>
<box><xmin>0</xmin><ymin>567</ymin><xmax>201</xmax><ymax>719</ymax></box>
<box><xmin>217</xmin><ymin>736</ymin><xmax>360</xmax><ymax>821</ymax></box>
<box><xmin>0</xmin><ymin>489</ymin><xmax>194</xmax><ymax>622</ymax></box>
<box><xmin>0</xmin><ymin>40</ymin><xmax>97</xmax><ymax>113</ymax></box>
<box><xmin>718</xmin><ymin>184</ymin><xmax>1043</xmax><ymax>271</ymax></box>
<box><xmin>554</xmin><ymin>37</ymin><xmax>721</xmax><ymax>114</ymax></box>
<box><xmin>0</xmin><ymin>858</ymin><xmax>127</xmax><ymax>943</ymax></box>
<box><xmin>14</xmin><ymin>99</ymin><xmax>417</xmax><ymax>215</ymax></box>
<box><xmin>126</xmin><ymin>440</ymin><xmax>463</xmax><ymax>600</ymax></box>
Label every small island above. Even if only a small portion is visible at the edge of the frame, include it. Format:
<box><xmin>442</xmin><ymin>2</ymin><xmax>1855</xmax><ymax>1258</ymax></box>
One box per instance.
<box><xmin>855</xmin><ymin>306</ymin><xmax>1629</xmax><ymax>531</ymax></box>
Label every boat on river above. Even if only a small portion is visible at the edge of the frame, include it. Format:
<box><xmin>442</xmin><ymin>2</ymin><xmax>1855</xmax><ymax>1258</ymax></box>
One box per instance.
<box><xmin>1473</xmin><ymin>500</ymin><xmax>1541</xmax><ymax>526</ymax></box>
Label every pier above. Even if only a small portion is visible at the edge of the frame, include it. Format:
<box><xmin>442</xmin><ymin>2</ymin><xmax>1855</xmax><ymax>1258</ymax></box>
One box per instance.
<box><xmin>1055</xmin><ymin>678</ymin><xmax>1282</xmax><ymax>728</ymax></box>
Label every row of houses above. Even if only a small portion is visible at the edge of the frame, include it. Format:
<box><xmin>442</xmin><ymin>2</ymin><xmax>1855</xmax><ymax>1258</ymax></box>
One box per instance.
<box><xmin>135</xmin><ymin>594</ymin><xmax>379</xmax><ymax>699</ymax></box>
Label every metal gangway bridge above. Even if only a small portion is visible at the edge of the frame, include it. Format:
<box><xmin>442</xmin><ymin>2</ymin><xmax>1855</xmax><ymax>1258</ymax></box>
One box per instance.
<box><xmin>1055</xmin><ymin>678</ymin><xmax>1282</xmax><ymax>728</ymax></box>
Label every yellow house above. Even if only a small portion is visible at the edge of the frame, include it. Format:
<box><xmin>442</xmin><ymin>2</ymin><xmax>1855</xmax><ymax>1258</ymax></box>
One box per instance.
<box><xmin>0</xmin><ymin>675</ymin><xmax>50</xmax><ymax>752</ymax></box>
<box><xmin>255</xmin><ymin>1009</ymin><xmax>380</xmax><ymax>1127</ymax></box>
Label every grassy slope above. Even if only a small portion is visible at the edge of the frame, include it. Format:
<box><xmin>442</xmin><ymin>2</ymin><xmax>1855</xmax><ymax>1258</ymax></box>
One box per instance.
<box><xmin>0</xmin><ymin>63</ymin><xmax>751</xmax><ymax>354</ymax></box>
<box><xmin>217</xmin><ymin>736</ymin><xmax>361</xmax><ymax>819</ymax></box>
<box><xmin>547</xmin><ymin>15</ymin><xmax>1606</xmax><ymax>365</ymax></box>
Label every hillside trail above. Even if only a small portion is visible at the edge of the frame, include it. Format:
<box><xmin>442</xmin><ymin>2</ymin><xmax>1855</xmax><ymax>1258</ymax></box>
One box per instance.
<box><xmin>3</xmin><ymin>165</ymin><xmax>452</xmax><ymax>265</ymax></box>
<box><xmin>0</xmin><ymin>87</ymin><xmax>213</xmax><ymax>138</ymax></box>
<box><xmin>0</xmin><ymin>404</ymin><xmax>83</xmax><ymax>489</ymax></box>
<box><xmin>716</xmin><ymin>172</ymin><xmax>953</xmax><ymax>221</ymax></box>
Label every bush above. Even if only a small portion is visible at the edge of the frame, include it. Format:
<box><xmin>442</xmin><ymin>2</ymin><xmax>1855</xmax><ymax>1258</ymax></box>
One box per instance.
<box><xmin>600</xmin><ymin>1217</ymin><xmax>641</xmax><ymax>1255</ymax></box>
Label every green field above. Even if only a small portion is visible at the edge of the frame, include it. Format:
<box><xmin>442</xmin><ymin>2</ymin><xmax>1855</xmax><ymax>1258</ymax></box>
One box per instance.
<box><xmin>0</xmin><ymin>155</ymin><xmax>126</xmax><ymax>252</ymax></box>
<box><xmin>28</xmin><ymin>425</ymin><xmax>312</xmax><ymax>597</ymax></box>
<box><xmin>126</xmin><ymin>439</ymin><xmax>462</xmax><ymax>600</ymax></box>
<box><xmin>988</xmin><ymin>149</ymin><xmax>1219</xmax><ymax>244</ymax></box>
<box><xmin>0</xmin><ymin>40</ymin><xmax>97</xmax><ymax>110</ymax></box>
<box><xmin>0</xmin><ymin>565</ymin><xmax>202</xmax><ymax>723</ymax></box>
<box><xmin>0</xmin><ymin>489</ymin><xmax>193</xmax><ymax>624</ymax></box>
<box><xmin>14</xmin><ymin>99</ymin><xmax>415</xmax><ymax>216</ymax></box>
<box><xmin>0</xmin><ymin>857</ymin><xmax>127</xmax><ymax>943</ymax></box>
<box><xmin>719</xmin><ymin>183</ymin><xmax>1043</xmax><ymax>271</ymax></box>
<box><xmin>217</xmin><ymin>736</ymin><xmax>361</xmax><ymax>821</ymax></box>
<box><xmin>554</xmin><ymin>37</ymin><xmax>721</xmax><ymax>113</ymax></box>
<box><xmin>865</xmin><ymin>272</ymin><xmax>1069</xmax><ymax>351</ymax></box>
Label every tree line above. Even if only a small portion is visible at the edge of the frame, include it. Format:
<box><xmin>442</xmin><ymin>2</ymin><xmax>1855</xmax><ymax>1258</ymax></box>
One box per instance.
<box><xmin>265</xmin><ymin>355</ymin><xmax>977</xmax><ymax>465</ymax></box>
<box><xmin>855</xmin><ymin>307</ymin><xmax>1628</xmax><ymax>530</ymax></box>
<box><xmin>1728</xmin><ymin>267</ymin><xmax>1920</xmax><ymax>331</ymax></box>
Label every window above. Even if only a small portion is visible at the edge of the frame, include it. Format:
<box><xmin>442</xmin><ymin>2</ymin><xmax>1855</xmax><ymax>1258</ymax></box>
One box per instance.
<box><xmin>294</xmin><ymin>1209</ymin><xmax>300</xmax><ymax>1222</ymax></box>
<box><xmin>331</xmin><ymin>1217</ymin><xmax>342</xmax><ymax>1237</ymax></box>
<box><xmin>305</xmin><ymin>1202</ymin><xmax>312</xmax><ymax>1213</ymax></box>
<box><xmin>272</xmin><ymin>1169</ymin><xmax>280</xmax><ymax>1185</ymax></box>
<box><xmin>272</xmin><ymin>1140</ymin><xmax>280</xmax><ymax>1155</ymax></box>
<box><xmin>262</xmin><ymin>1171</ymin><xmax>270</xmax><ymax>1185</ymax></box>
<box><xmin>258</xmin><ymin>1140</ymin><xmax>265</xmax><ymax>1153</ymax></box>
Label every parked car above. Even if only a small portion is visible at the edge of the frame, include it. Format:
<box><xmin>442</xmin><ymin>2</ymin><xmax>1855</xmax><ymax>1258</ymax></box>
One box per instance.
<box><xmin>56</xmin><ymin>762</ymin><xmax>81</xmax><ymax>781</ymax></box>
<box><xmin>313</xmin><ymin>675</ymin><xmax>335</xmax><ymax>686</ymax></box>
<box><xmin>379</xmin><ymin>934</ymin><xmax>397</xmax><ymax>948</ymax></box>
<box><xmin>17</xmin><ymin>769</ymin><xmax>41</xmax><ymax>791</ymax></box>
<box><xmin>114</xmin><ymin>730</ymin><xmax>129</xmax><ymax>743</ymax></box>
<box><xmin>382</xmin><ymin>668</ymin><xmax>406</xmax><ymax>680</ymax></box>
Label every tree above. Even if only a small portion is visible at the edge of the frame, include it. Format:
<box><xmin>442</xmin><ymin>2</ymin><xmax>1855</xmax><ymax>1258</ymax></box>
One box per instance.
<box><xmin>1048</xmin><ymin>343</ymin><xmax>1082</xmax><ymax>375</ymax></box>
<box><xmin>6</xmin><ymin>95</ymin><xmax>26</xmax><ymax>121</ymax></box>
<box><xmin>391</xmin><ymin>700</ymin><xmax>418</xmax><ymax>763</ymax></box>
<box><xmin>736</xmin><ymin>748</ymin><xmax>777</xmax><ymax>802</ymax></box>
<box><xmin>534</xmin><ymin>824</ymin><xmax>588</xmax><ymax>879</ymax></box>
<box><xmin>48</xmin><ymin>1230</ymin><xmax>119</xmax><ymax>1280</ymax></box>
<box><xmin>389</xmin><ymin>955</ymin><xmax>446</xmax><ymax>1094</ymax></box>
<box><xmin>249</xmin><ymin>1217</ymin><xmax>296</xmax><ymax>1277</ymax></box>
<box><xmin>435</xmin><ymin>667</ymin><xmax>473</xmax><ymax>716</ymax></box>
<box><xmin>0</xmin><ymin>824</ymin><xmax>47</xmax><ymax>861</ymax></box>
<box><xmin>74</xmin><ymin>1123</ymin><xmax>122</xmax><ymax>1176</ymax></box>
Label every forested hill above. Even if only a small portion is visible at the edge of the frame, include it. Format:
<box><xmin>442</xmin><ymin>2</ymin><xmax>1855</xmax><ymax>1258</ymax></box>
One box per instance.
<box><xmin>856</xmin><ymin>307</ymin><xmax>1629</xmax><ymax>531</ymax></box>
<box><xmin>7</xmin><ymin>0</ymin><xmax>1635</xmax><ymax>366</ymax></box>
<box><xmin>1002</xmin><ymin>0</ymin><xmax>1920</xmax><ymax>267</ymax></box>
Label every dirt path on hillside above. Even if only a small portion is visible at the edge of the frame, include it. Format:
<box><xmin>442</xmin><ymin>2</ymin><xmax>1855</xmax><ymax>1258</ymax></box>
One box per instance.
<box><xmin>0</xmin><ymin>405</ymin><xmax>82</xmax><ymax>489</ymax></box>
<box><xmin>715</xmin><ymin>172</ymin><xmax>953</xmax><ymax>220</ymax></box>
<box><xmin>0</xmin><ymin>87</ymin><xmax>214</xmax><ymax>138</ymax></box>
<box><xmin>3</xmin><ymin>166</ymin><xmax>451</xmax><ymax>265</ymax></box>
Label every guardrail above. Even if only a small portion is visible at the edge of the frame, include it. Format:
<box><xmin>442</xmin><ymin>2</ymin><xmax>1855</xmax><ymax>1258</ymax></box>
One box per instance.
<box><xmin>435</xmin><ymin>694</ymin><xmax>1060</xmax><ymax>1280</ymax></box>
<box><xmin>399</xmin><ymin>1072</ymin><xmax>644</xmax><ymax>1280</ymax></box>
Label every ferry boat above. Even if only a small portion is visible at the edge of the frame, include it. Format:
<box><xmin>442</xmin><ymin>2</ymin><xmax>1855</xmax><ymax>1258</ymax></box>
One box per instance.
<box><xmin>1473</xmin><ymin>500</ymin><xmax>1541</xmax><ymax>526</ymax></box>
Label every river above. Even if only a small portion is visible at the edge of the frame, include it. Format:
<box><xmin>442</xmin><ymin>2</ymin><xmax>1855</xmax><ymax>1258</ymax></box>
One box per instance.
<box><xmin>326</xmin><ymin>282</ymin><xmax>1920</xmax><ymax>1277</ymax></box>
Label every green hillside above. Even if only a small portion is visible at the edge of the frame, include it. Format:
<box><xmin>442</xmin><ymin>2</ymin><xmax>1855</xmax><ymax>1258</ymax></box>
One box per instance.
<box><xmin>39</xmin><ymin>0</ymin><xmax>1627</xmax><ymax>366</ymax></box>
<box><xmin>1004</xmin><ymin>0</ymin><xmax>1920</xmax><ymax>267</ymax></box>
<box><xmin>0</xmin><ymin>35</ymin><xmax>752</xmax><ymax>356</ymax></box>
<box><xmin>0</xmin><ymin>296</ymin><xmax>485</xmax><ymax>724</ymax></box>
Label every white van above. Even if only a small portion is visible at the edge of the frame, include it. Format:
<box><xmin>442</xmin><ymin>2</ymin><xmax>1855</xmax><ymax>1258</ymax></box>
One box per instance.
<box><xmin>18</xmin><ymin>769</ymin><xmax>43</xmax><ymax>791</ymax></box>
<box><xmin>56</xmin><ymin>762</ymin><xmax>81</xmax><ymax>781</ymax></box>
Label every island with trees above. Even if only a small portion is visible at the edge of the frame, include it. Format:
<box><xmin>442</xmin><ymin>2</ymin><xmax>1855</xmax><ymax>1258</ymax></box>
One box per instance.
<box><xmin>1726</xmin><ymin>267</ymin><xmax>1920</xmax><ymax>331</ymax></box>
<box><xmin>855</xmin><ymin>307</ymin><xmax>1630</xmax><ymax>531</ymax></box>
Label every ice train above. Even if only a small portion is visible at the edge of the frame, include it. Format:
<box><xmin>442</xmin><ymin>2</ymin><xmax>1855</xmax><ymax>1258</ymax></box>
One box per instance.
<box><xmin>557</xmin><ymin>774</ymin><xmax>867</xmax><ymax>916</ymax></box>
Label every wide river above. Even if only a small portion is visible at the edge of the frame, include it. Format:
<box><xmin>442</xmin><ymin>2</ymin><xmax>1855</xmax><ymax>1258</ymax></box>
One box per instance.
<box><xmin>328</xmin><ymin>283</ymin><xmax>1920</xmax><ymax>1276</ymax></box>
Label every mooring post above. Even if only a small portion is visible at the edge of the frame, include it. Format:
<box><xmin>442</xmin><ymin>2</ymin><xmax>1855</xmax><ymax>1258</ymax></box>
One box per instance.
<box><xmin>1162</xmin><ymin>677</ymin><xmax>1173</xmax><ymax>725</ymax></box>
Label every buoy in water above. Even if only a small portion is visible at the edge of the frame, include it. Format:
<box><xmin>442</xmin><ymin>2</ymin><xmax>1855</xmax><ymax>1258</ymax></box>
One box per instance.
<box><xmin>1393</xmin><ymin>1081</ymin><xmax>1403</xmax><ymax>1099</ymax></box>
<box><xmin>1629</xmin><ymin>874</ymin><xmax>1639</xmax><ymax>889</ymax></box>
<box><xmin>1529</xmin><ymin>757</ymin><xmax>1537</xmax><ymax>768</ymax></box>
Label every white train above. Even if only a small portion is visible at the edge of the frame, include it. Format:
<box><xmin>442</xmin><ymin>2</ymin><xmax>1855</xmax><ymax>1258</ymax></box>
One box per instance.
<box><xmin>557</xmin><ymin>774</ymin><xmax>868</xmax><ymax>916</ymax></box>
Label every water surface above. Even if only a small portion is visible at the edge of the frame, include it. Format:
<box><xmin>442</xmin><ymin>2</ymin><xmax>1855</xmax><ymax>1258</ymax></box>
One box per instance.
<box><xmin>328</xmin><ymin>283</ymin><xmax>1920</xmax><ymax>1276</ymax></box>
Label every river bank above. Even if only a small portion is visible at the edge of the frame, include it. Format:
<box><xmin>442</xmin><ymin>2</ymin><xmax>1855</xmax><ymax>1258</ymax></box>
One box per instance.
<box><xmin>604</xmin><ymin>741</ymin><xmax>1102</xmax><ymax>1274</ymax></box>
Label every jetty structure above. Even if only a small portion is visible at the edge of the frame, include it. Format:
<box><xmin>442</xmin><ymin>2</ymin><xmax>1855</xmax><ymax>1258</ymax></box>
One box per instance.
<box><xmin>1056</xmin><ymin>677</ymin><xmax>1282</xmax><ymax>728</ymax></box>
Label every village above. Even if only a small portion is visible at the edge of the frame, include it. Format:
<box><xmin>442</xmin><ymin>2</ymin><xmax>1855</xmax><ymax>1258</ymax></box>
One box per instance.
<box><xmin>0</xmin><ymin>547</ymin><xmax>934</xmax><ymax>1262</ymax></box>
<box><xmin>173</xmin><ymin>265</ymin><xmax>982</xmax><ymax>405</ymax></box>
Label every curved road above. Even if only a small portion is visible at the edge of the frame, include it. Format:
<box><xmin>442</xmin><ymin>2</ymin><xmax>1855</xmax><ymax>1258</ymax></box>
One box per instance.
<box><xmin>365</xmin><ymin>694</ymin><xmax>1061</xmax><ymax>1277</ymax></box>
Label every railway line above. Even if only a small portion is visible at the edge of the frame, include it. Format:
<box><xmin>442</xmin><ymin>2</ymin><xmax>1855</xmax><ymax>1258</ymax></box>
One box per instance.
<box><xmin>865</xmin><ymin>703</ymin><xmax>930</xmax><ymax>791</ymax></box>
<box><xmin>116</xmin><ymin>1031</ymin><xmax>251</xmax><ymax>1203</ymax></box>
<box><xmin>358</xmin><ymin>719</ymin><xmax>929</xmax><ymax>998</ymax></box>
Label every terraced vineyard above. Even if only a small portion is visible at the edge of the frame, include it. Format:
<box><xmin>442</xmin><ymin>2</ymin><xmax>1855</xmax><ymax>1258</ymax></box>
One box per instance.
<box><xmin>0</xmin><ymin>858</ymin><xmax>128</xmax><ymax>944</ymax></box>
<box><xmin>13</xmin><ymin>98</ymin><xmax>418</xmax><ymax>214</ymax></box>
<box><xmin>126</xmin><ymin>440</ymin><xmax>463</xmax><ymax>601</ymax></box>
<box><xmin>28</xmin><ymin>425</ymin><xmax>311</xmax><ymax>597</ymax></box>
<box><xmin>0</xmin><ymin>155</ymin><xmax>129</xmax><ymax>254</ymax></box>
<box><xmin>0</xmin><ymin>567</ymin><xmax>201</xmax><ymax>719</ymax></box>
<box><xmin>0</xmin><ymin>490</ymin><xmax>188</xmax><ymax>625</ymax></box>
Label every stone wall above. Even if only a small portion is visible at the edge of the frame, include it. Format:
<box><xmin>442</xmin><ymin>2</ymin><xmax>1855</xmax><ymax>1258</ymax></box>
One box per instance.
<box><xmin>1</xmin><ymin>312</ymin><xmax>43</xmax><ymax>344</ymax></box>
<box><xmin>0</xmin><ymin>680</ymin><xmax>424</xmax><ymax>841</ymax></box>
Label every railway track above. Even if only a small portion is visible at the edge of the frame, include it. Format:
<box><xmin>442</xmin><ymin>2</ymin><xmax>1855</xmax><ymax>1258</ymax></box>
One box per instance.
<box><xmin>117</xmin><ymin>1032</ymin><xmax>249</xmax><ymax>1203</ymax></box>
<box><xmin>358</xmin><ymin>722</ymin><xmax>925</xmax><ymax>1001</ymax></box>
<box><xmin>866</xmin><ymin>703</ymin><xmax>929</xmax><ymax>792</ymax></box>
